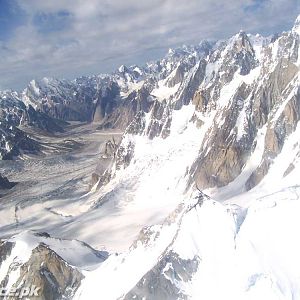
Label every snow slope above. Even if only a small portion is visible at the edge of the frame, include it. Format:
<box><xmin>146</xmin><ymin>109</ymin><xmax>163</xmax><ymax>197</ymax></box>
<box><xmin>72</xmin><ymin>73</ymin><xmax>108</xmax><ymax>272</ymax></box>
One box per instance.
<box><xmin>73</xmin><ymin>184</ymin><xmax>300</xmax><ymax>300</ymax></box>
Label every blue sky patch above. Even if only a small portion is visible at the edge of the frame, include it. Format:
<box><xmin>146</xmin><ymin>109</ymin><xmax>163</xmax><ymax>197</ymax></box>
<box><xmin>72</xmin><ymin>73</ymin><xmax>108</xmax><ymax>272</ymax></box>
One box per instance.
<box><xmin>0</xmin><ymin>0</ymin><xmax>27</xmax><ymax>40</ymax></box>
<box><xmin>33</xmin><ymin>10</ymin><xmax>72</xmax><ymax>34</ymax></box>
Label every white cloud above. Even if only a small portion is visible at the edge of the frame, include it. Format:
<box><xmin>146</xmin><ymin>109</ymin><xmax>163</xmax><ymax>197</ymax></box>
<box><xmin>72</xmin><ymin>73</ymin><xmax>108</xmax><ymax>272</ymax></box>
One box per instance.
<box><xmin>0</xmin><ymin>0</ymin><xmax>299</xmax><ymax>89</ymax></box>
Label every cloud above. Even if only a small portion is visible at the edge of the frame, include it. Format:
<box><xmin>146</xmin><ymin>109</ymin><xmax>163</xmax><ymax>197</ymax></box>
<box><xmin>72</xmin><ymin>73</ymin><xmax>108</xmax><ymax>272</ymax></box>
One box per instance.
<box><xmin>33</xmin><ymin>10</ymin><xmax>73</xmax><ymax>34</ymax></box>
<box><xmin>0</xmin><ymin>0</ymin><xmax>299</xmax><ymax>90</ymax></box>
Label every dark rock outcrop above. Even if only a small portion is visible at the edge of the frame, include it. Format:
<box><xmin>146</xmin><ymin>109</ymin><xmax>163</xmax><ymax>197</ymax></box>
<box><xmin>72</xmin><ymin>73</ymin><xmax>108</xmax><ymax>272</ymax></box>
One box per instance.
<box><xmin>124</xmin><ymin>252</ymin><xmax>200</xmax><ymax>300</ymax></box>
<box><xmin>0</xmin><ymin>174</ymin><xmax>16</xmax><ymax>189</ymax></box>
<box><xmin>0</xmin><ymin>121</ymin><xmax>40</xmax><ymax>160</ymax></box>
<box><xmin>10</xmin><ymin>244</ymin><xmax>83</xmax><ymax>300</ymax></box>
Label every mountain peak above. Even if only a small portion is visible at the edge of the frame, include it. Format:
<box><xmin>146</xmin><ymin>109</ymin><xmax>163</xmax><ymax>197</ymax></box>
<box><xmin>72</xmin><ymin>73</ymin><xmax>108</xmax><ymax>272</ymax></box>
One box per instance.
<box><xmin>118</xmin><ymin>64</ymin><xmax>128</xmax><ymax>73</ymax></box>
<box><xmin>292</xmin><ymin>14</ymin><xmax>300</xmax><ymax>34</ymax></box>
<box><xmin>227</xmin><ymin>29</ymin><xmax>254</xmax><ymax>55</ymax></box>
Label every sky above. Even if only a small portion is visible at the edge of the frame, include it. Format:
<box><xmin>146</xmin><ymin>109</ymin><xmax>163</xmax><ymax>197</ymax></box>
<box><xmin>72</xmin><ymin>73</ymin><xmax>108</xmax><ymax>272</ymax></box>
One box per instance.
<box><xmin>0</xmin><ymin>0</ymin><xmax>299</xmax><ymax>90</ymax></box>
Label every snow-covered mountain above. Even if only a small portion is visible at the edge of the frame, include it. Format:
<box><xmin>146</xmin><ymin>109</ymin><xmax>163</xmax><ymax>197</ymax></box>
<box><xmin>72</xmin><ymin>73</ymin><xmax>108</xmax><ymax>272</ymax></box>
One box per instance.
<box><xmin>19</xmin><ymin>41</ymin><xmax>212</xmax><ymax>129</ymax></box>
<box><xmin>1</xmin><ymin>14</ymin><xmax>300</xmax><ymax>300</ymax></box>
<box><xmin>0</xmin><ymin>89</ymin><xmax>66</xmax><ymax>159</ymax></box>
<box><xmin>0</xmin><ymin>41</ymin><xmax>211</xmax><ymax>160</ymax></box>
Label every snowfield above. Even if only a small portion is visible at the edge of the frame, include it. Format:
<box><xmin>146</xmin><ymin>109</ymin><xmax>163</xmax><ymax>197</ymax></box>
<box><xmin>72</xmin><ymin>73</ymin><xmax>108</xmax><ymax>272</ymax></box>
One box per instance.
<box><xmin>74</xmin><ymin>189</ymin><xmax>300</xmax><ymax>300</ymax></box>
<box><xmin>73</xmin><ymin>99</ymin><xmax>300</xmax><ymax>299</ymax></box>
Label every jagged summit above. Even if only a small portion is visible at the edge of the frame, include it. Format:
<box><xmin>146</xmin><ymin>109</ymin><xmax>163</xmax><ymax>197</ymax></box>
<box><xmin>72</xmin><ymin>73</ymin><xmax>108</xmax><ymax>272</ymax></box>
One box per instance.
<box><xmin>292</xmin><ymin>13</ymin><xmax>300</xmax><ymax>34</ymax></box>
<box><xmin>118</xmin><ymin>64</ymin><xmax>128</xmax><ymax>73</ymax></box>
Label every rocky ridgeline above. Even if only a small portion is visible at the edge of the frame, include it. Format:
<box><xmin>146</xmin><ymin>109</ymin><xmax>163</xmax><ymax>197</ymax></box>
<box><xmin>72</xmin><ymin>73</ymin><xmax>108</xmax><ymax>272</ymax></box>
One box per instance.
<box><xmin>0</xmin><ymin>240</ymin><xmax>82</xmax><ymax>300</ymax></box>
<box><xmin>0</xmin><ymin>232</ymin><xmax>108</xmax><ymax>300</ymax></box>
<box><xmin>2</xmin><ymin>17</ymin><xmax>300</xmax><ymax>176</ymax></box>
<box><xmin>0</xmin><ymin>42</ymin><xmax>212</xmax><ymax>160</ymax></box>
<box><xmin>0</xmin><ymin>91</ymin><xmax>63</xmax><ymax>159</ymax></box>
<box><xmin>190</xmin><ymin>26</ymin><xmax>300</xmax><ymax>189</ymax></box>
<box><xmin>108</xmin><ymin>16</ymin><xmax>300</xmax><ymax>192</ymax></box>
<box><xmin>0</xmin><ymin>121</ymin><xmax>40</xmax><ymax>160</ymax></box>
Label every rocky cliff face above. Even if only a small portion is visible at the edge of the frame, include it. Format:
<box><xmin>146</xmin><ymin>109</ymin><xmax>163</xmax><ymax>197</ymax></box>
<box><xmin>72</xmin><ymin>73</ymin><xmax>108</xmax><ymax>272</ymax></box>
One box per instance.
<box><xmin>103</xmin><ymin>16</ymin><xmax>300</xmax><ymax>195</ymax></box>
<box><xmin>0</xmin><ymin>40</ymin><xmax>212</xmax><ymax>160</ymax></box>
<box><xmin>8</xmin><ymin>243</ymin><xmax>83</xmax><ymax>300</ymax></box>
<box><xmin>15</xmin><ymin>42</ymin><xmax>212</xmax><ymax>130</ymax></box>
<box><xmin>0</xmin><ymin>90</ymin><xmax>65</xmax><ymax>132</ymax></box>
<box><xmin>0</xmin><ymin>90</ymin><xmax>65</xmax><ymax>160</ymax></box>
<box><xmin>190</xmin><ymin>28</ymin><xmax>300</xmax><ymax>190</ymax></box>
<box><xmin>0</xmin><ymin>121</ymin><xmax>40</xmax><ymax>160</ymax></box>
<box><xmin>124</xmin><ymin>250</ymin><xmax>200</xmax><ymax>300</ymax></box>
<box><xmin>0</xmin><ymin>232</ymin><xmax>108</xmax><ymax>300</ymax></box>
